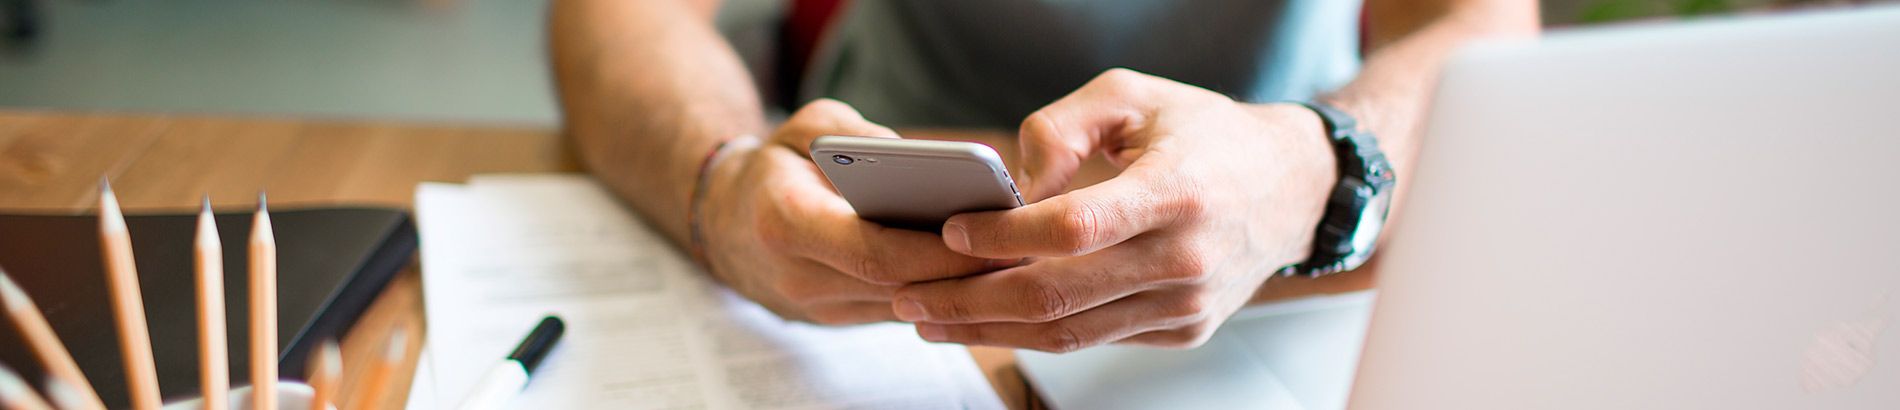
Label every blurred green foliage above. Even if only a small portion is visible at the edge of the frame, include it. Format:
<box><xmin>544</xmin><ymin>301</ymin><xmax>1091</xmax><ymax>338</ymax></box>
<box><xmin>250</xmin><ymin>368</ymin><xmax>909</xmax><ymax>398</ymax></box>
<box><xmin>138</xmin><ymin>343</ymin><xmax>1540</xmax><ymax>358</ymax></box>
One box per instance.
<box><xmin>1579</xmin><ymin>0</ymin><xmax>1739</xmax><ymax>23</ymax></box>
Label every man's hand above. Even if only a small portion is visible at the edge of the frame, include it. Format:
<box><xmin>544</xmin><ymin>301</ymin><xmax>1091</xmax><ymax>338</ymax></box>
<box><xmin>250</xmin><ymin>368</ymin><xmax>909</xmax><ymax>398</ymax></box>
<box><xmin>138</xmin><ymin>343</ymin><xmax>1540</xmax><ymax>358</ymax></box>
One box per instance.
<box><xmin>699</xmin><ymin>100</ymin><xmax>995</xmax><ymax>325</ymax></box>
<box><xmin>892</xmin><ymin>69</ymin><xmax>1339</xmax><ymax>352</ymax></box>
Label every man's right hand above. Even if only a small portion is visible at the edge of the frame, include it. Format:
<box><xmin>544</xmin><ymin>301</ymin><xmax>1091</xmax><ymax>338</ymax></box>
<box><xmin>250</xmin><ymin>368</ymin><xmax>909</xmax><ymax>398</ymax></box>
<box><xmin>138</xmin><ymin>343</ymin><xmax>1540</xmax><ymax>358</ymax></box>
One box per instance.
<box><xmin>695</xmin><ymin>100</ymin><xmax>997</xmax><ymax>325</ymax></box>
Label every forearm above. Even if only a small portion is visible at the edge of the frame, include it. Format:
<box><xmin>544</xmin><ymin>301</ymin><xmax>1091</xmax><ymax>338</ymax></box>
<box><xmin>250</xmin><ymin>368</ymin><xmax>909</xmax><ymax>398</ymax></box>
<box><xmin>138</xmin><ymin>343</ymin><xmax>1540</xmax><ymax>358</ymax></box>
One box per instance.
<box><xmin>549</xmin><ymin>0</ymin><xmax>768</xmax><ymax>245</ymax></box>
<box><xmin>1324</xmin><ymin>0</ymin><xmax>1540</xmax><ymax>204</ymax></box>
<box><xmin>1253</xmin><ymin>1</ymin><xmax>1537</xmax><ymax>300</ymax></box>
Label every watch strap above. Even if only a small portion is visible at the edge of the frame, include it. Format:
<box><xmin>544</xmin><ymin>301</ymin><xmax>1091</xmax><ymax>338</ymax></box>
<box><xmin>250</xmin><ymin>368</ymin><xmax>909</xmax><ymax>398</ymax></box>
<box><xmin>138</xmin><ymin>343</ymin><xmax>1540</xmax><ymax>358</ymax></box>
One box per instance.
<box><xmin>1277</xmin><ymin>101</ymin><xmax>1397</xmax><ymax>277</ymax></box>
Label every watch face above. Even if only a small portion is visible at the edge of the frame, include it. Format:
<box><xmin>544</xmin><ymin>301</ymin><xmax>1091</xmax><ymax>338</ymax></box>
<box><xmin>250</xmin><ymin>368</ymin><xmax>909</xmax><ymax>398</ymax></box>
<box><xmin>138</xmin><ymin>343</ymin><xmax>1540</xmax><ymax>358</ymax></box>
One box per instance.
<box><xmin>1350</xmin><ymin>193</ymin><xmax>1392</xmax><ymax>256</ymax></box>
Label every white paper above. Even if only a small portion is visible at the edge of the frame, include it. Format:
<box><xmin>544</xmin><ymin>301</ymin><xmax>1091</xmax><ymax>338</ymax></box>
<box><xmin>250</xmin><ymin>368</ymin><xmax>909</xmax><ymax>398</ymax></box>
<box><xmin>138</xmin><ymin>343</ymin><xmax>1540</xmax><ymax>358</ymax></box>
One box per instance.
<box><xmin>409</xmin><ymin>174</ymin><xmax>1003</xmax><ymax>410</ymax></box>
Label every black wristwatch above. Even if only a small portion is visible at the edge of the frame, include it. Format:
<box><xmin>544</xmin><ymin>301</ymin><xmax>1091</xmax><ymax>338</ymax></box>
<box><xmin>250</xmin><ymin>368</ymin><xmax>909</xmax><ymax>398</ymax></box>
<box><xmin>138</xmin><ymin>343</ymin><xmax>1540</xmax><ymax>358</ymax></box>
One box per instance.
<box><xmin>1276</xmin><ymin>101</ymin><xmax>1397</xmax><ymax>277</ymax></box>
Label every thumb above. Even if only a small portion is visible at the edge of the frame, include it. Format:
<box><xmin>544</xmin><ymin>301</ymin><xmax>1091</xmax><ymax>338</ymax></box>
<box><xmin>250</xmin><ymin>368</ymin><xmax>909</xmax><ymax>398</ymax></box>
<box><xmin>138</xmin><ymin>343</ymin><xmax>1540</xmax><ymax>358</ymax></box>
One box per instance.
<box><xmin>1015</xmin><ymin>69</ymin><xmax>1159</xmax><ymax>202</ymax></box>
<box><xmin>775</xmin><ymin>99</ymin><xmax>900</xmax><ymax>153</ymax></box>
<box><xmin>1016</xmin><ymin>111</ymin><xmax>1092</xmax><ymax>203</ymax></box>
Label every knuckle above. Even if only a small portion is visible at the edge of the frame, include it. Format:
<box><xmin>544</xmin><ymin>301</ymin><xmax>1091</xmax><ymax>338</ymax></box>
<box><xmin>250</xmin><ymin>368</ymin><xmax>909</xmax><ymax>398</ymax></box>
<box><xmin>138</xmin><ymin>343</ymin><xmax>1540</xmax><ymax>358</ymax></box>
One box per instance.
<box><xmin>851</xmin><ymin>254</ymin><xmax>896</xmax><ymax>285</ymax></box>
<box><xmin>957</xmin><ymin>325</ymin><xmax>988</xmax><ymax>345</ymax></box>
<box><xmin>1149</xmin><ymin>331</ymin><xmax>1196</xmax><ymax>349</ymax></box>
<box><xmin>796</xmin><ymin>98</ymin><xmax>852</xmax><ymax>118</ymax></box>
<box><xmin>1162</xmin><ymin>178</ymin><xmax>1210</xmax><ymax>222</ymax></box>
<box><xmin>1020</xmin><ymin>276</ymin><xmax>1074</xmax><ymax>322</ymax></box>
<box><xmin>1037</xmin><ymin>325</ymin><xmax>1089</xmax><ymax>353</ymax></box>
<box><xmin>756</xmin><ymin>300</ymin><xmax>810</xmax><ymax>323</ymax></box>
<box><xmin>1018</xmin><ymin>111</ymin><xmax>1044</xmax><ymax>133</ymax></box>
<box><xmin>770</xmin><ymin>277</ymin><xmax>817</xmax><ymax>302</ymax></box>
<box><xmin>1155</xmin><ymin>247</ymin><xmax>1212</xmax><ymax>284</ymax></box>
<box><xmin>1094</xmin><ymin>68</ymin><xmax>1145</xmax><ymax>91</ymax></box>
<box><xmin>1144</xmin><ymin>327</ymin><xmax>1214</xmax><ymax>350</ymax></box>
<box><xmin>925</xmin><ymin>294</ymin><xmax>974</xmax><ymax>322</ymax></box>
<box><xmin>940</xmin><ymin>297</ymin><xmax>975</xmax><ymax>322</ymax></box>
<box><xmin>1158</xmin><ymin>293</ymin><xmax>1214</xmax><ymax>322</ymax></box>
<box><xmin>1020</xmin><ymin>110</ymin><xmax>1059</xmax><ymax>139</ymax></box>
<box><xmin>1052</xmin><ymin>201</ymin><xmax>1107</xmax><ymax>256</ymax></box>
<box><xmin>1173</xmin><ymin>323</ymin><xmax>1219</xmax><ymax>348</ymax></box>
<box><xmin>752</xmin><ymin>210</ymin><xmax>794</xmax><ymax>253</ymax></box>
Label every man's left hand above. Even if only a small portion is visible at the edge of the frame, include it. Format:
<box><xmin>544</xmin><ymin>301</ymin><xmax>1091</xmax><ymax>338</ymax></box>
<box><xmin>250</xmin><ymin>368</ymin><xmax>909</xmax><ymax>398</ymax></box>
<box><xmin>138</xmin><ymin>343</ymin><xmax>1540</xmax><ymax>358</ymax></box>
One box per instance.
<box><xmin>893</xmin><ymin>68</ymin><xmax>1340</xmax><ymax>352</ymax></box>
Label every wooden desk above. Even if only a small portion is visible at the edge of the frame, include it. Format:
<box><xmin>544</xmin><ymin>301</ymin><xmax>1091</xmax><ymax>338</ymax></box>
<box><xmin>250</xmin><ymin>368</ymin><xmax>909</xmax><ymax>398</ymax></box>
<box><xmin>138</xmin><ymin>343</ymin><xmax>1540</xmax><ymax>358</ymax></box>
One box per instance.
<box><xmin>0</xmin><ymin>111</ymin><xmax>1041</xmax><ymax>409</ymax></box>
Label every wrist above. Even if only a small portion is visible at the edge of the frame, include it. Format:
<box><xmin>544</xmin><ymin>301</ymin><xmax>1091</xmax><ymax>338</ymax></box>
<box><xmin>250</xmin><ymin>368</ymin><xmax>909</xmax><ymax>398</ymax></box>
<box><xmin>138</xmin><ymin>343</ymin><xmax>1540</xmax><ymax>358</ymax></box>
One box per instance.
<box><xmin>1274</xmin><ymin>100</ymin><xmax>1398</xmax><ymax>277</ymax></box>
<box><xmin>688</xmin><ymin>135</ymin><xmax>762</xmax><ymax>265</ymax></box>
<box><xmin>1249</xmin><ymin>102</ymin><xmax>1340</xmax><ymax>255</ymax></box>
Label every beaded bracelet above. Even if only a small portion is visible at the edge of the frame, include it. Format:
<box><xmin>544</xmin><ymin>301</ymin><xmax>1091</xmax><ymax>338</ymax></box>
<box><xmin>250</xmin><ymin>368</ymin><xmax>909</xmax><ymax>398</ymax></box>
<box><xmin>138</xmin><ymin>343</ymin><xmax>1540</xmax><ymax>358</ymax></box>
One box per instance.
<box><xmin>686</xmin><ymin>134</ymin><xmax>762</xmax><ymax>266</ymax></box>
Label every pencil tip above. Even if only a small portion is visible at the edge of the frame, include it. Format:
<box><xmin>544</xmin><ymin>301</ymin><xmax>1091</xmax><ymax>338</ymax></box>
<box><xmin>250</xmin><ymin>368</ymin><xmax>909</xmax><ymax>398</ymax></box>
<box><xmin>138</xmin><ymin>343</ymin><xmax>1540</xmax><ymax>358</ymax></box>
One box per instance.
<box><xmin>386</xmin><ymin>325</ymin><xmax>410</xmax><ymax>360</ymax></box>
<box><xmin>97</xmin><ymin>178</ymin><xmax>123</xmax><ymax>223</ymax></box>
<box><xmin>0</xmin><ymin>363</ymin><xmax>26</xmax><ymax>391</ymax></box>
<box><xmin>39</xmin><ymin>374</ymin><xmax>89</xmax><ymax>410</ymax></box>
<box><xmin>99</xmin><ymin>176</ymin><xmax>110</xmax><ymax>193</ymax></box>
<box><xmin>0</xmin><ymin>267</ymin><xmax>19</xmax><ymax>302</ymax></box>
<box><xmin>257</xmin><ymin>191</ymin><xmax>268</xmax><ymax>212</ymax></box>
<box><xmin>0</xmin><ymin>271</ymin><xmax>24</xmax><ymax>310</ymax></box>
<box><xmin>201</xmin><ymin>195</ymin><xmax>212</xmax><ymax>213</ymax></box>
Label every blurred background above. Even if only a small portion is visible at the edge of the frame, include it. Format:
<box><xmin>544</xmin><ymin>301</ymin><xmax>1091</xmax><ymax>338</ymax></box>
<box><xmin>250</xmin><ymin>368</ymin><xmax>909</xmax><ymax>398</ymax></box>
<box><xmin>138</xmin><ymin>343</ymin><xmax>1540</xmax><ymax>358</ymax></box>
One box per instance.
<box><xmin>0</xmin><ymin>0</ymin><xmax>1886</xmax><ymax>126</ymax></box>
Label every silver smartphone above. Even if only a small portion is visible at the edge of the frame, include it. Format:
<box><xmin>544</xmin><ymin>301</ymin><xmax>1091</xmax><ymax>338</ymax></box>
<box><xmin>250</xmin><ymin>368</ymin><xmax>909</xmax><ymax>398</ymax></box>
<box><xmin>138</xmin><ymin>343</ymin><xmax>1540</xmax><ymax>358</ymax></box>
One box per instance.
<box><xmin>810</xmin><ymin>135</ymin><xmax>1025</xmax><ymax>230</ymax></box>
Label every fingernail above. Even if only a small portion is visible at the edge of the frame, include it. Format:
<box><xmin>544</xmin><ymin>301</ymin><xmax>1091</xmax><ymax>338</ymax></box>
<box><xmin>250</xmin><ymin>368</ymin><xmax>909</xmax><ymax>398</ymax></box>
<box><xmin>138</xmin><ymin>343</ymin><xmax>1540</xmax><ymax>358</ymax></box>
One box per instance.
<box><xmin>894</xmin><ymin>297</ymin><xmax>928</xmax><ymax>322</ymax></box>
<box><xmin>944</xmin><ymin>222</ymin><xmax>972</xmax><ymax>254</ymax></box>
<box><xmin>917</xmin><ymin>324</ymin><xmax>947</xmax><ymax>342</ymax></box>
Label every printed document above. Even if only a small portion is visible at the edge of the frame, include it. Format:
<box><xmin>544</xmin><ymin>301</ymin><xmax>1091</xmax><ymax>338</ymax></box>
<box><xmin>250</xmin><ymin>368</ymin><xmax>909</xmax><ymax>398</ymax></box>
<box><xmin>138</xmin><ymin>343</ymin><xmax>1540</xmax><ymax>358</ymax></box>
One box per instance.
<box><xmin>408</xmin><ymin>174</ymin><xmax>1004</xmax><ymax>409</ymax></box>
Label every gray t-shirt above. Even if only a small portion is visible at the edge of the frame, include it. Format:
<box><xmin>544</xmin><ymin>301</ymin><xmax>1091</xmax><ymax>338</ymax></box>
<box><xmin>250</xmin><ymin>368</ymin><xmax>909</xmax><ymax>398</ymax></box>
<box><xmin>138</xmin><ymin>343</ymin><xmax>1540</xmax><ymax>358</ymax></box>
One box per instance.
<box><xmin>800</xmin><ymin>0</ymin><xmax>1363</xmax><ymax>128</ymax></box>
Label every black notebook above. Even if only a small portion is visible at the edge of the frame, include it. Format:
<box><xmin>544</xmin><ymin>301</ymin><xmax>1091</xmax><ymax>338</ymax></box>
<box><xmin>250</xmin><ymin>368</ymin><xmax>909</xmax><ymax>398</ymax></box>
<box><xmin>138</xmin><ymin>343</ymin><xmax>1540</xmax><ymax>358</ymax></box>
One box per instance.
<box><xmin>0</xmin><ymin>208</ymin><xmax>416</xmax><ymax>408</ymax></box>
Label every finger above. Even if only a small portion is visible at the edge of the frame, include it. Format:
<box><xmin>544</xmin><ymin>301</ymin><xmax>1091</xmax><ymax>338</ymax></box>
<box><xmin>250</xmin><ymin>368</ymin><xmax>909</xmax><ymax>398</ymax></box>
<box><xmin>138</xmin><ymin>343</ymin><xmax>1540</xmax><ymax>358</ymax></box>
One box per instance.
<box><xmin>803</xmin><ymin>301</ymin><xmax>900</xmax><ymax>326</ymax></box>
<box><xmin>943</xmin><ymin>171</ymin><xmax>1183</xmax><ymax>259</ymax></box>
<box><xmin>894</xmin><ymin>244</ymin><xmax>1164</xmax><ymax>324</ymax></box>
<box><xmin>1016</xmin><ymin>68</ymin><xmax>1163</xmax><ymax>201</ymax></box>
<box><xmin>913</xmin><ymin>291</ymin><xmax>1199</xmax><ymax>353</ymax></box>
<box><xmin>770</xmin><ymin>162</ymin><xmax>995</xmax><ymax>285</ymax></box>
<box><xmin>777</xmin><ymin>259</ymin><xmax>898</xmax><ymax>304</ymax></box>
<box><xmin>774</xmin><ymin>99</ymin><xmax>899</xmax><ymax>153</ymax></box>
<box><xmin>1016</xmin><ymin>108</ymin><xmax>1095</xmax><ymax>203</ymax></box>
<box><xmin>1115</xmin><ymin>326</ymin><xmax>1218</xmax><ymax>349</ymax></box>
<box><xmin>798</xmin><ymin>212</ymin><xmax>996</xmax><ymax>285</ymax></box>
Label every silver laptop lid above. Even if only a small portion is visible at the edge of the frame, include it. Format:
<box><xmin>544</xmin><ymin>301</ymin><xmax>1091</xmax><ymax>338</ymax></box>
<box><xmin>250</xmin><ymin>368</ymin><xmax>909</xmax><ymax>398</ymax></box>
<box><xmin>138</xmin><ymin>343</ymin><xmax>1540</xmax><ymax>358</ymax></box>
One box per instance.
<box><xmin>1352</xmin><ymin>7</ymin><xmax>1900</xmax><ymax>409</ymax></box>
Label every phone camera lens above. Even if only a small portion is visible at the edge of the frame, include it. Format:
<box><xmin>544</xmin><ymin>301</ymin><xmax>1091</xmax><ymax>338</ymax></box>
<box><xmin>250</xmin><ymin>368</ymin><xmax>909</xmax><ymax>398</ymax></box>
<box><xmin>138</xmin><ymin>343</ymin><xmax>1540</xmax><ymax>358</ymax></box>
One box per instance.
<box><xmin>831</xmin><ymin>155</ymin><xmax>855</xmax><ymax>165</ymax></box>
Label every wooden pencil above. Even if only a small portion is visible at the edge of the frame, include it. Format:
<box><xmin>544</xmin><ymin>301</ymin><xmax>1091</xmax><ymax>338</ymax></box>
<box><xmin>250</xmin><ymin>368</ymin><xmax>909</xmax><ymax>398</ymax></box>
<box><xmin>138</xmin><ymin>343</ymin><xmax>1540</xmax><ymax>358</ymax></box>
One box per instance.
<box><xmin>195</xmin><ymin>198</ymin><xmax>230</xmax><ymax>410</ymax></box>
<box><xmin>97</xmin><ymin>180</ymin><xmax>162</xmax><ymax>410</ymax></box>
<box><xmin>250</xmin><ymin>193</ymin><xmax>279</xmax><ymax>410</ymax></box>
<box><xmin>348</xmin><ymin>325</ymin><xmax>406</xmax><ymax>410</ymax></box>
<box><xmin>40</xmin><ymin>374</ymin><xmax>94</xmax><ymax>410</ymax></box>
<box><xmin>306</xmin><ymin>340</ymin><xmax>341</xmax><ymax>410</ymax></box>
<box><xmin>0</xmin><ymin>362</ymin><xmax>54</xmax><ymax>410</ymax></box>
<box><xmin>0</xmin><ymin>267</ymin><xmax>105</xmax><ymax>410</ymax></box>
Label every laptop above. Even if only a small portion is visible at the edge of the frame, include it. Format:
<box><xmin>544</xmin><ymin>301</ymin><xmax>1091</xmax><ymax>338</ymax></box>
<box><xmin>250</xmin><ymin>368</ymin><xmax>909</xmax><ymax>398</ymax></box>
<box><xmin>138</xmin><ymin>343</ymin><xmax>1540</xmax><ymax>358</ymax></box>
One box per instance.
<box><xmin>1022</xmin><ymin>6</ymin><xmax>1900</xmax><ymax>409</ymax></box>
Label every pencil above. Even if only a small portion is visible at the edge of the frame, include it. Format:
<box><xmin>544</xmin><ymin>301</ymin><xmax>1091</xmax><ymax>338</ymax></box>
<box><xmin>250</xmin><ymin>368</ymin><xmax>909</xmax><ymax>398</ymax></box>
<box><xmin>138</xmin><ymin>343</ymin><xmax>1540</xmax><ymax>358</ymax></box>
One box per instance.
<box><xmin>0</xmin><ymin>267</ymin><xmax>105</xmax><ymax>410</ymax></box>
<box><xmin>250</xmin><ymin>193</ymin><xmax>278</xmax><ymax>410</ymax></box>
<box><xmin>41</xmin><ymin>374</ymin><xmax>93</xmax><ymax>410</ymax></box>
<box><xmin>196</xmin><ymin>198</ymin><xmax>230</xmax><ymax>410</ymax></box>
<box><xmin>0</xmin><ymin>362</ymin><xmax>54</xmax><ymax>410</ymax></box>
<box><xmin>98</xmin><ymin>180</ymin><xmax>162</xmax><ymax>410</ymax></box>
<box><xmin>307</xmin><ymin>340</ymin><xmax>341</xmax><ymax>410</ymax></box>
<box><xmin>348</xmin><ymin>325</ymin><xmax>406</xmax><ymax>410</ymax></box>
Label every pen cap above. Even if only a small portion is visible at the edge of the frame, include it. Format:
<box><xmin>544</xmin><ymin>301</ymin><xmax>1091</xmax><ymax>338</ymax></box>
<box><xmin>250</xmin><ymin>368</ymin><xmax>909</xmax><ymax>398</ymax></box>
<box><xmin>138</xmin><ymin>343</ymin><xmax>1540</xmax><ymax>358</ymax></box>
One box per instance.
<box><xmin>508</xmin><ymin>316</ymin><xmax>565</xmax><ymax>375</ymax></box>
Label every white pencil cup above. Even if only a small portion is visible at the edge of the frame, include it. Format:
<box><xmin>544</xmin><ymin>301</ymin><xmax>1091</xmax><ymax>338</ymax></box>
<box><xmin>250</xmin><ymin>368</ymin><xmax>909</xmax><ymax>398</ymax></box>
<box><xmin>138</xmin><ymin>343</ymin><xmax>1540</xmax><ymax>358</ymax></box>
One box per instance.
<box><xmin>160</xmin><ymin>382</ymin><xmax>332</xmax><ymax>410</ymax></box>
